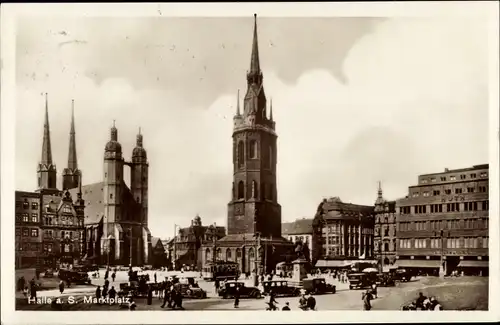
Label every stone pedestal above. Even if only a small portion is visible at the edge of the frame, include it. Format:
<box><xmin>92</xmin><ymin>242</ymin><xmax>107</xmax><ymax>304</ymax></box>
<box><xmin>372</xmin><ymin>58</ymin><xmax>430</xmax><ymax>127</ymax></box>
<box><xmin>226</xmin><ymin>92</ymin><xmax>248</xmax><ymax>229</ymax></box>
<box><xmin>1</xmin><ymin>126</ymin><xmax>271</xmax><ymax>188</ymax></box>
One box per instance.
<box><xmin>290</xmin><ymin>257</ymin><xmax>308</xmax><ymax>286</ymax></box>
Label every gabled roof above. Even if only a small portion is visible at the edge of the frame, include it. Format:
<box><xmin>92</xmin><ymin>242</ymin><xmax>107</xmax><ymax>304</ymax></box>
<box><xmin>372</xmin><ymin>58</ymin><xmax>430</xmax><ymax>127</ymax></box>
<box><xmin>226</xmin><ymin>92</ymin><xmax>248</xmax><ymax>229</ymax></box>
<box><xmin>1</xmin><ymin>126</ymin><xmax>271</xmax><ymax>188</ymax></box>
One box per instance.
<box><xmin>151</xmin><ymin>236</ymin><xmax>163</xmax><ymax>249</ymax></box>
<box><xmin>282</xmin><ymin>218</ymin><xmax>313</xmax><ymax>235</ymax></box>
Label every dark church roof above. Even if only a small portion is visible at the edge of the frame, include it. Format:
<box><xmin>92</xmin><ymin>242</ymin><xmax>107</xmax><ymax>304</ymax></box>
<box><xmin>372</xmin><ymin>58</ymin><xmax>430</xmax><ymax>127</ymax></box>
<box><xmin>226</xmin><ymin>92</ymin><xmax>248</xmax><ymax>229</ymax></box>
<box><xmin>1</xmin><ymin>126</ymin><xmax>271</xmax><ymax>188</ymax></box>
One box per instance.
<box><xmin>282</xmin><ymin>218</ymin><xmax>313</xmax><ymax>235</ymax></box>
<box><xmin>151</xmin><ymin>236</ymin><xmax>163</xmax><ymax>249</ymax></box>
<box><xmin>68</xmin><ymin>182</ymin><xmax>104</xmax><ymax>225</ymax></box>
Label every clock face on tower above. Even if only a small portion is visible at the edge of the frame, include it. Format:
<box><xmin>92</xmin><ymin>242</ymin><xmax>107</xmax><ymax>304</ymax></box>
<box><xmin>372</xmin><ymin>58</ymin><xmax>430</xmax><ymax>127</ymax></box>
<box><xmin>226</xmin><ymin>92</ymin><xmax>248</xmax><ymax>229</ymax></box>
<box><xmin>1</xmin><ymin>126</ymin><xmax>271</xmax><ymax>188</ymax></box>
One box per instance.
<box><xmin>234</xmin><ymin>203</ymin><xmax>243</xmax><ymax>215</ymax></box>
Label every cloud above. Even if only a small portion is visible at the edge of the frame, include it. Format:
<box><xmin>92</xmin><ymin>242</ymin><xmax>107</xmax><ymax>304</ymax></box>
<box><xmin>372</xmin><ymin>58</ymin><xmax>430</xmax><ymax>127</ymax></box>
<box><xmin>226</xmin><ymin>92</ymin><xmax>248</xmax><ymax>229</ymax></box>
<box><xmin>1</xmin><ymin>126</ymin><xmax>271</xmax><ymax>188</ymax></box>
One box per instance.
<box><xmin>15</xmin><ymin>16</ymin><xmax>489</xmax><ymax>237</ymax></box>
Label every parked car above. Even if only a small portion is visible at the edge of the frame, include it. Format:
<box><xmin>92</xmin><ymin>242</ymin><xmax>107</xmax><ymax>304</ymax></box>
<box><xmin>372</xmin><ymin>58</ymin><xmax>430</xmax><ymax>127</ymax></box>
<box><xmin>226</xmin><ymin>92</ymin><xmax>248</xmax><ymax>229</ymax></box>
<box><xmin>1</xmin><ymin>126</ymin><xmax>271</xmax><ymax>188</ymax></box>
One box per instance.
<box><xmin>262</xmin><ymin>280</ymin><xmax>301</xmax><ymax>297</ymax></box>
<box><xmin>58</xmin><ymin>268</ymin><xmax>91</xmax><ymax>285</ymax></box>
<box><xmin>376</xmin><ymin>273</ymin><xmax>395</xmax><ymax>287</ymax></box>
<box><xmin>347</xmin><ymin>272</ymin><xmax>374</xmax><ymax>290</ymax></box>
<box><xmin>175</xmin><ymin>283</ymin><xmax>207</xmax><ymax>299</ymax></box>
<box><xmin>392</xmin><ymin>268</ymin><xmax>412</xmax><ymax>282</ymax></box>
<box><xmin>218</xmin><ymin>281</ymin><xmax>262</xmax><ymax>299</ymax></box>
<box><xmin>302</xmin><ymin>278</ymin><xmax>336</xmax><ymax>295</ymax></box>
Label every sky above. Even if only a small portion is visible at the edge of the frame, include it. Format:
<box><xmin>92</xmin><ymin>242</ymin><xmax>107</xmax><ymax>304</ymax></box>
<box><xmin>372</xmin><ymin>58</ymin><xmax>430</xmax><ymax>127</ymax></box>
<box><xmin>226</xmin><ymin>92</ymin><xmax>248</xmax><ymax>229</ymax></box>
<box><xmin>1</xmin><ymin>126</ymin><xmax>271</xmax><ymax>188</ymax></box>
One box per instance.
<box><xmin>15</xmin><ymin>16</ymin><xmax>490</xmax><ymax>239</ymax></box>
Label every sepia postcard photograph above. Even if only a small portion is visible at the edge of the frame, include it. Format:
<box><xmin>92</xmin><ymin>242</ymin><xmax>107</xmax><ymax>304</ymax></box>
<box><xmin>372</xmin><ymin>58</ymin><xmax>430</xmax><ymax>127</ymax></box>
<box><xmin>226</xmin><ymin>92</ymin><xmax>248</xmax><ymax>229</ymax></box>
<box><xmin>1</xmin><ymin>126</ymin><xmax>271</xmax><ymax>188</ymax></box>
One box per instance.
<box><xmin>1</xmin><ymin>2</ymin><xmax>499</xmax><ymax>324</ymax></box>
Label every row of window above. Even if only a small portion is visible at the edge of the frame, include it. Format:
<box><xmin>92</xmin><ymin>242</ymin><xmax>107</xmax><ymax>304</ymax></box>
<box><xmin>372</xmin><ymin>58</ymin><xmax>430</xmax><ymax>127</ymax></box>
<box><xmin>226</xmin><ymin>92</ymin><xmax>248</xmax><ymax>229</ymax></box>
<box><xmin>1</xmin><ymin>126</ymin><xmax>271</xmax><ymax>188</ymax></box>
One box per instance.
<box><xmin>16</xmin><ymin>228</ymin><xmax>39</xmax><ymax>237</ymax></box>
<box><xmin>421</xmin><ymin>172</ymin><xmax>488</xmax><ymax>184</ymax></box>
<box><xmin>413</xmin><ymin>186</ymin><xmax>487</xmax><ymax>197</ymax></box>
<box><xmin>401</xmin><ymin>201</ymin><xmax>489</xmax><ymax>214</ymax></box>
<box><xmin>323</xmin><ymin>225</ymin><xmax>374</xmax><ymax>235</ymax></box>
<box><xmin>233</xmin><ymin>180</ymin><xmax>274</xmax><ymax>201</ymax></box>
<box><xmin>16</xmin><ymin>213</ymin><xmax>38</xmax><ymax>223</ymax></box>
<box><xmin>16</xmin><ymin>201</ymin><xmax>39</xmax><ymax>210</ymax></box>
<box><xmin>18</xmin><ymin>242</ymin><xmax>40</xmax><ymax>251</ymax></box>
<box><xmin>399</xmin><ymin>218</ymin><xmax>488</xmax><ymax>231</ymax></box>
<box><xmin>43</xmin><ymin>216</ymin><xmax>82</xmax><ymax>226</ymax></box>
<box><xmin>236</xmin><ymin>140</ymin><xmax>273</xmax><ymax>169</ymax></box>
<box><xmin>399</xmin><ymin>237</ymin><xmax>488</xmax><ymax>249</ymax></box>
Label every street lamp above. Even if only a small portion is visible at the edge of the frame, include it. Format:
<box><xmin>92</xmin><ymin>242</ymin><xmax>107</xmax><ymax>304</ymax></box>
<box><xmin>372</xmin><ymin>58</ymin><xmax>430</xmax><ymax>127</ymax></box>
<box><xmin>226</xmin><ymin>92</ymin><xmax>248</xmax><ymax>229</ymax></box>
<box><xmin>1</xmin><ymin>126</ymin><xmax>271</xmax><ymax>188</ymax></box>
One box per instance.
<box><xmin>129</xmin><ymin>229</ymin><xmax>133</xmax><ymax>267</ymax></box>
<box><xmin>435</xmin><ymin>229</ymin><xmax>449</xmax><ymax>278</ymax></box>
<box><xmin>253</xmin><ymin>231</ymin><xmax>261</xmax><ymax>287</ymax></box>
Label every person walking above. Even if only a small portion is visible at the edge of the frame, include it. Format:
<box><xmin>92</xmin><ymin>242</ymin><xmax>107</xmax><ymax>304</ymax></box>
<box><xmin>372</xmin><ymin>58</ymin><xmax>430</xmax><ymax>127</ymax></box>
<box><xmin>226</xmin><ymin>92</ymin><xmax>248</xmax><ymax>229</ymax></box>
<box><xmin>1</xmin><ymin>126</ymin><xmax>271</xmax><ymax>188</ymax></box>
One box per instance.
<box><xmin>362</xmin><ymin>289</ymin><xmax>373</xmax><ymax>311</ymax></box>
<box><xmin>154</xmin><ymin>273</ymin><xmax>157</xmax><ymax>283</ymax></box>
<box><xmin>29</xmin><ymin>278</ymin><xmax>37</xmax><ymax>300</ymax></box>
<box><xmin>306</xmin><ymin>294</ymin><xmax>316</xmax><ymax>311</ymax></box>
<box><xmin>147</xmin><ymin>285</ymin><xmax>153</xmax><ymax>305</ymax></box>
<box><xmin>104</xmin><ymin>268</ymin><xmax>109</xmax><ymax>280</ymax></box>
<box><xmin>111</xmin><ymin>272</ymin><xmax>116</xmax><ymax>282</ymax></box>
<box><xmin>59</xmin><ymin>280</ymin><xmax>65</xmax><ymax>295</ymax></box>
<box><xmin>233</xmin><ymin>286</ymin><xmax>240</xmax><ymax>308</ymax></box>
<box><xmin>102</xmin><ymin>285</ymin><xmax>108</xmax><ymax>299</ymax></box>
<box><xmin>108</xmin><ymin>286</ymin><xmax>116</xmax><ymax>304</ymax></box>
<box><xmin>95</xmin><ymin>286</ymin><xmax>102</xmax><ymax>299</ymax></box>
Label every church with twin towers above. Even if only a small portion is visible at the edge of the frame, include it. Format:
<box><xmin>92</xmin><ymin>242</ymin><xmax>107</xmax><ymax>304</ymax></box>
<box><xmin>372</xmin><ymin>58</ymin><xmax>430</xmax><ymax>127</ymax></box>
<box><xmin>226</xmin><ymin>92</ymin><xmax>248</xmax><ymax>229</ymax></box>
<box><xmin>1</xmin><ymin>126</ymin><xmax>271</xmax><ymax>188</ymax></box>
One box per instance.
<box><xmin>15</xmin><ymin>94</ymin><xmax>151</xmax><ymax>269</ymax></box>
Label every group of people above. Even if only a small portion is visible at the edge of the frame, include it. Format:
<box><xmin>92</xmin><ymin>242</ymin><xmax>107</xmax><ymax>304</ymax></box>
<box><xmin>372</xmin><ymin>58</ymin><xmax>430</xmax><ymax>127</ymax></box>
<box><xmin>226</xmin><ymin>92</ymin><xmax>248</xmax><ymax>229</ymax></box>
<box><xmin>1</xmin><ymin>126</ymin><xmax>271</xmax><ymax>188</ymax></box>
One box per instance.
<box><xmin>17</xmin><ymin>276</ymin><xmax>37</xmax><ymax>299</ymax></box>
<box><xmin>402</xmin><ymin>292</ymin><xmax>443</xmax><ymax>311</ymax></box>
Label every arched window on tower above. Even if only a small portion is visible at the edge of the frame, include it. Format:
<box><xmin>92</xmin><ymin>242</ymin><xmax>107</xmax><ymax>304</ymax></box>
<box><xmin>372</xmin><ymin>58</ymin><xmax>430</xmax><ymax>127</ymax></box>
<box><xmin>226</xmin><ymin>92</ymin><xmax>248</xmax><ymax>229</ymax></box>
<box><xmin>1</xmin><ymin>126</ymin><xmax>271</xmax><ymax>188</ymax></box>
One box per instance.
<box><xmin>238</xmin><ymin>181</ymin><xmax>245</xmax><ymax>199</ymax></box>
<box><xmin>205</xmin><ymin>248</ymin><xmax>211</xmax><ymax>262</ymax></box>
<box><xmin>249</xmin><ymin>140</ymin><xmax>258</xmax><ymax>159</ymax></box>
<box><xmin>238</xmin><ymin>141</ymin><xmax>245</xmax><ymax>168</ymax></box>
<box><xmin>261</xmin><ymin>182</ymin><xmax>266</xmax><ymax>200</ymax></box>
<box><xmin>252</xmin><ymin>181</ymin><xmax>258</xmax><ymax>198</ymax></box>
<box><xmin>226</xmin><ymin>248</ymin><xmax>232</xmax><ymax>261</ymax></box>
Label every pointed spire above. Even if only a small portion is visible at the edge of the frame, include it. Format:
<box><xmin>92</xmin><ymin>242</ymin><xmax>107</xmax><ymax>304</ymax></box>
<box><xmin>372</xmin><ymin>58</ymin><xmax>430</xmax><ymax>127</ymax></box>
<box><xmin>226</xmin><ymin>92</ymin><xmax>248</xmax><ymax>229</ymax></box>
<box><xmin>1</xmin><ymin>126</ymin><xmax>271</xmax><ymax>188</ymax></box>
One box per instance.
<box><xmin>269</xmin><ymin>98</ymin><xmax>273</xmax><ymax>121</ymax></box>
<box><xmin>249</xmin><ymin>13</ymin><xmax>260</xmax><ymax>75</ymax></box>
<box><xmin>41</xmin><ymin>92</ymin><xmax>53</xmax><ymax>165</ymax></box>
<box><xmin>110</xmin><ymin>120</ymin><xmax>118</xmax><ymax>141</ymax></box>
<box><xmin>377</xmin><ymin>181</ymin><xmax>383</xmax><ymax>199</ymax></box>
<box><xmin>236</xmin><ymin>89</ymin><xmax>241</xmax><ymax>116</ymax></box>
<box><xmin>136</xmin><ymin>127</ymin><xmax>143</xmax><ymax>147</ymax></box>
<box><xmin>67</xmin><ymin>99</ymin><xmax>78</xmax><ymax>170</ymax></box>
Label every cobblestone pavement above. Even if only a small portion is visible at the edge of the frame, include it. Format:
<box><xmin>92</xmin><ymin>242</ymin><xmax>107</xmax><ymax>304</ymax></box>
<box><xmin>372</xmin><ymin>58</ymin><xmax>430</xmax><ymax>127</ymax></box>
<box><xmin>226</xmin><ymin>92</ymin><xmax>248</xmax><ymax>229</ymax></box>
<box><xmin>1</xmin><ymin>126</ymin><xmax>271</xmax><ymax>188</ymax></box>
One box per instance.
<box><xmin>16</xmin><ymin>272</ymin><xmax>488</xmax><ymax>311</ymax></box>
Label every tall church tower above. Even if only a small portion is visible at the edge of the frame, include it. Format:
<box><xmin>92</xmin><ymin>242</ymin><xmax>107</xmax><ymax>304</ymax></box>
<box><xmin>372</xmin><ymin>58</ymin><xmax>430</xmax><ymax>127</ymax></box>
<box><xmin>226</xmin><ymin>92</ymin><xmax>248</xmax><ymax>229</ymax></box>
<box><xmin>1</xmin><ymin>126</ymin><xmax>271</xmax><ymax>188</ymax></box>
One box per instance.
<box><xmin>62</xmin><ymin>100</ymin><xmax>82</xmax><ymax>190</ymax></box>
<box><xmin>37</xmin><ymin>93</ymin><xmax>58</xmax><ymax>194</ymax></box>
<box><xmin>131</xmin><ymin>128</ymin><xmax>149</xmax><ymax>226</ymax></box>
<box><xmin>228</xmin><ymin>14</ymin><xmax>281</xmax><ymax>238</ymax></box>
<box><xmin>102</xmin><ymin>122</ymin><xmax>124</xmax><ymax>262</ymax></box>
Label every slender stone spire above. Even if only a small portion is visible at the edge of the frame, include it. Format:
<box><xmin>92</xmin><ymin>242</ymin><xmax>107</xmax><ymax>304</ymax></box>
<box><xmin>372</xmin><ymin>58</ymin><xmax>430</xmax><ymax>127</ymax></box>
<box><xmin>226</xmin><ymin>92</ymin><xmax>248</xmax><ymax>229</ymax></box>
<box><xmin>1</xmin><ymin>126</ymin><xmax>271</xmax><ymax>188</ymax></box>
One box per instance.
<box><xmin>67</xmin><ymin>99</ymin><xmax>78</xmax><ymax>170</ymax></box>
<box><xmin>236</xmin><ymin>89</ymin><xmax>241</xmax><ymax>116</ymax></box>
<box><xmin>40</xmin><ymin>93</ymin><xmax>53</xmax><ymax>165</ymax></box>
<box><xmin>377</xmin><ymin>181</ymin><xmax>383</xmax><ymax>199</ymax></box>
<box><xmin>249</xmin><ymin>13</ymin><xmax>260</xmax><ymax>75</ymax></box>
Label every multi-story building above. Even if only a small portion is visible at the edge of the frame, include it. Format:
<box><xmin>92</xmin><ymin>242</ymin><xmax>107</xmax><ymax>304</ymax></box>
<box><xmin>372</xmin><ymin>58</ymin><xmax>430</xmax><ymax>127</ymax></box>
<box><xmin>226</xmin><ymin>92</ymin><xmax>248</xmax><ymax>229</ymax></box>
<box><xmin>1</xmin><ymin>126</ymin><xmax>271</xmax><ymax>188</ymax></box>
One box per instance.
<box><xmin>200</xmin><ymin>14</ymin><xmax>293</xmax><ymax>274</ymax></box>
<box><xmin>374</xmin><ymin>182</ymin><xmax>397</xmax><ymax>268</ymax></box>
<box><xmin>312</xmin><ymin>197</ymin><xmax>375</xmax><ymax>267</ymax></box>
<box><xmin>282</xmin><ymin>218</ymin><xmax>313</xmax><ymax>261</ymax></box>
<box><xmin>169</xmin><ymin>215</ymin><xmax>225</xmax><ymax>270</ymax></box>
<box><xmin>396</xmin><ymin>164</ymin><xmax>489</xmax><ymax>276</ymax></box>
<box><xmin>15</xmin><ymin>191</ymin><xmax>43</xmax><ymax>269</ymax></box>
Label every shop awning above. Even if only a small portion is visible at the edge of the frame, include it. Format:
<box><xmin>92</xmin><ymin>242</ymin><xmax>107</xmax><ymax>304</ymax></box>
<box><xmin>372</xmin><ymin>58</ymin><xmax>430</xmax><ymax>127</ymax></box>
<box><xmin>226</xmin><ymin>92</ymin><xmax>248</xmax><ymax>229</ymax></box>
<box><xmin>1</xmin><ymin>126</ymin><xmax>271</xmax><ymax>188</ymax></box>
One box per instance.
<box><xmin>458</xmin><ymin>260</ymin><xmax>489</xmax><ymax>268</ymax></box>
<box><xmin>315</xmin><ymin>260</ymin><xmax>347</xmax><ymax>268</ymax></box>
<box><xmin>394</xmin><ymin>260</ymin><xmax>441</xmax><ymax>268</ymax></box>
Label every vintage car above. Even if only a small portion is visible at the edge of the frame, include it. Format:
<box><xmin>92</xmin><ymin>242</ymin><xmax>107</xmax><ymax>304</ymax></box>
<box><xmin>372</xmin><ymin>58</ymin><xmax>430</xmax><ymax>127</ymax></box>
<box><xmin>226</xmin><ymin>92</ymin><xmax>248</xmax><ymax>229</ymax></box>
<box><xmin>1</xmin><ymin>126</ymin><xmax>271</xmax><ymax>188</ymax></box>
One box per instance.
<box><xmin>376</xmin><ymin>273</ymin><xmax>395</xmax><ymax>287</ymax></box>
<box><xmin>302</xmin><ymin>278</ymin><xmax>336</xmax><ymax>295</ymax></box>
<box><xmin>58</xmin><ymin>268</ymin><xmax>91</xmax><ymax>285</ymax></box>
<box><xmin>175</xmin><ymin>283</ymin><xmax>207</xmax><ymax>299</ymax></box>
<box><xmin>392</xmin><ymin>268</ymin><xmax>412</xmax><ymax>282</ymax></box>
<box><xmin>218</xmin><ymin>281</ymin><xmax>262</xmax><ymax>299</ymax></box>
<box><xmin>262</xmin><ymin>280</ymin><xmax>301</xmax><ymax>297</ymax></box>
<box><xmin>348</xmin><ymin>272</ymin><xmax>375</xmax><ymax>290</ymax></box>
<box><xmin>43</xmin><ymin>269</ymin><xmax>54</xmax><ymax>278</ymax></box>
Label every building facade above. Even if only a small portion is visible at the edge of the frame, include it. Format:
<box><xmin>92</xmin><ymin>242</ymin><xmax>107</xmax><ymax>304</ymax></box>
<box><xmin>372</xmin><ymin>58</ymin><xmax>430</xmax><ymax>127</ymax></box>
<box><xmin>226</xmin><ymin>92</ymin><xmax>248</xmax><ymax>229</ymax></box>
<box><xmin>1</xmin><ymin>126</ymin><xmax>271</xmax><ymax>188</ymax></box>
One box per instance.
<box><xmin>374</xmin><ymin>182</ymin><xmax>397</xmax><ymax>268</ymax></box>
<box><xmin>68</xmin><ymin>124</ymin><xmax>152</xmax><ymax>266</ymax></box>
<box><xmin>396</xmin><ymin>164</ymin><xmax>489</xmax><ymax>276</ymax></box>
<box><xmin>282</xmin><ymin>218</ymin><xmax>313</xmax><ymax>261</ymax></box>
<box><xmin>15</xmin><ymin>192</ymin><xmax>43</xmax><ymax>269</ymax></box>
<box><xmin>16</xmin><ymin>96</ymin><xmax>85</xmax><ymax>270</ymax></box>
<box><xmin>200</xmin><ymin>14</ymin><xmax>293</xmax><ymax>275</ymax></box>
<box><xmin>312</xmin><ymin>197</ymin><xmax>375</xmax><ymax>267</ymax></box>
<box><xmin>168</xmin><ymin>216</ymin><xmax>225</xmax><ymax>270</ymax></box>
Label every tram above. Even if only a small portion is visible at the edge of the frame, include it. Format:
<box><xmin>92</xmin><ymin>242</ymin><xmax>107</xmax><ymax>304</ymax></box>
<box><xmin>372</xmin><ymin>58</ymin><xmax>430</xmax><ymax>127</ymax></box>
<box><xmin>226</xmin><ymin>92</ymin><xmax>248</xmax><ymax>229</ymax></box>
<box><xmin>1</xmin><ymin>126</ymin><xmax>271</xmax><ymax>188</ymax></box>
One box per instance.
<box><xmin>202</xmin><ymin>261</ymin><xmax>240</xmax><ymax>281</ymax></box>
